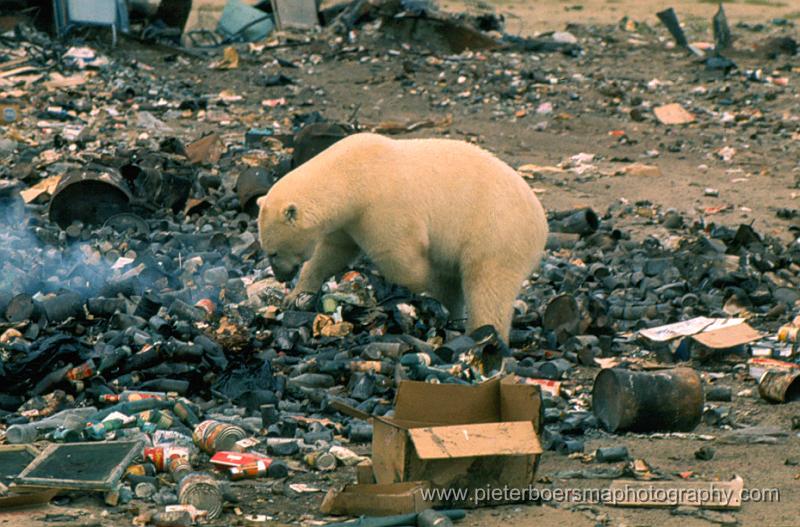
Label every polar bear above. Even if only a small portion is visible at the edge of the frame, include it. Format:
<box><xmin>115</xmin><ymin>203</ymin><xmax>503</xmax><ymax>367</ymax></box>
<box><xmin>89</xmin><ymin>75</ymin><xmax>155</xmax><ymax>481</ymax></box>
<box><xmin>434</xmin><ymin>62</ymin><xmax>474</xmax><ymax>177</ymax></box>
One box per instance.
<box><xmin>257</xmin><ymin>133</ymin><xmax>547</xmax><ymax>341</ymax></box>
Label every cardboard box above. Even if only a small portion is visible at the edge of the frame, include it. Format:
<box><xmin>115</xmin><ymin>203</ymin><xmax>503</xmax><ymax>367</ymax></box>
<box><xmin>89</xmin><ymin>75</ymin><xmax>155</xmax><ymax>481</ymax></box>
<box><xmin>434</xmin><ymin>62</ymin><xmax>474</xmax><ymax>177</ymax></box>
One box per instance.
<box><xmin>356</xmin><ymin>459</ymin><xmax>376</xmax><ymax>484</ymax></box>
<box><xmin>371</xmin><ymin>375</ymin><xmax>543</xmax><ymax>507</ymax></box>
<box><xmin>320</xmin><ymin>481</ymin><xmax>436</xmax><ymax>516</ymax></box>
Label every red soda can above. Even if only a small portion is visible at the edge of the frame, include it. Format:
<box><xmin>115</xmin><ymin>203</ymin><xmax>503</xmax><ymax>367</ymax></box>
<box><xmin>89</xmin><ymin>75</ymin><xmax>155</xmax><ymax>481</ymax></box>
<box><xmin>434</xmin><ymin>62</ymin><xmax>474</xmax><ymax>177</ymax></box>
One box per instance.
<box><xmin>229</xmin><ymin>459</ymin><xmax>272</xmax><ymax>481</ymax></box>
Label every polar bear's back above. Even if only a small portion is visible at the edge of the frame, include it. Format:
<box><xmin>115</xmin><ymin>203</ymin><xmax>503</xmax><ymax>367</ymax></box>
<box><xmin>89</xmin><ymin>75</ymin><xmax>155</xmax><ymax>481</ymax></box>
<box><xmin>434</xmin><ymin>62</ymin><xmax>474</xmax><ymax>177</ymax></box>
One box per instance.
<box><xmin>289</xmin><ymin>132</ymin><xmax>547</xmax><ymax>267</ymax></box>
<box><xmin>321</xmin><ymin>132</ymin><xmax>538</xmax><ymax>212</ymax></box>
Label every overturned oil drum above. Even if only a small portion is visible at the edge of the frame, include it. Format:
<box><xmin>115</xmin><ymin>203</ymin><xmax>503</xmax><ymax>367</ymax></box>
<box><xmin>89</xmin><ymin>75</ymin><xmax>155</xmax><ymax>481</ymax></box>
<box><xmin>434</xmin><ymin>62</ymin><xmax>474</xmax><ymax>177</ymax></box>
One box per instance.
<box><xmin>592</xmin><ymin>367</ymin><xmax>703</xmax><ymax>433</ymax></box>
<box><xmin>292</xmin><ymin>122</ymin><xmax>351</xmax><ymax>168</ymax></box>
<box><xmin>758</xmin><ymin>369</ymin><xmax>800</xmax><ymax>403</ymax></box>
<box><xmin>236</xmin><ymin>167</ymin><xmax>275</xmax><ymax>216</ymax></box>
<box><xmin>37</xmin><ymin>290</ymin><xmax>83</xmax><ymax>323</ymax></box>
<box><xmin>49</xmin><ymin>168</ymin><xmax>131</xmax><ymax>229</ymax></box>
<box><xmin>549</xmin><ymin>207</ymin><xmax>599</xmax><ymax>236</ymax></box>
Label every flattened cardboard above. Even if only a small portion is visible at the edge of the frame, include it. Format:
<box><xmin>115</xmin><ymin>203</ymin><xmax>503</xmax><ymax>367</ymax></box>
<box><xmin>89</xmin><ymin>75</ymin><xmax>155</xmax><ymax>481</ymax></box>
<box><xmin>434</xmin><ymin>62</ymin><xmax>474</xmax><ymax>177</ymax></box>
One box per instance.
<box><xmin>639</xmin><ymin>317</ymin><xmax>718</xmax><ymax>342</ymax></box>
<box><xmin>692</xmin><ymin>323</ymin><xmax>762</xmax><ymax>349</ymax></box>
<box><xmin>19</xmin><ymin>175</ymin><xmax>61</xmax><ymax>204</ymax></box>
<box><xmin>319</xmin><ymin>481</ymin><xmax>435</xmax><ymax>516</ymax></box>
<box><xmin>654</xmin><ymin>103</ymin><xmax>695</xmax><ymax>125</ymax></box>
<box><xmin>639</xmin><ymin>317</ymin><xmax>761</xmax><ymax>350</ymax></box>
<box><xmin>185</xmin><ymin>133</ymin><xmax>223</xmax><ymax>164</ymax></box>
<box><xmin>606</xmin><ymin>476</ymin><xmax>743</xmax><ymax>509</ymax></box>
<box><xmin>210</xmin><ymin>451</ymin><xmax>269</xmax><ymax>468</ymax></box>
<box><xmin>409</xmin><ymin>422</ymin><xmax>541</xmax><ymax>460</ymax></box>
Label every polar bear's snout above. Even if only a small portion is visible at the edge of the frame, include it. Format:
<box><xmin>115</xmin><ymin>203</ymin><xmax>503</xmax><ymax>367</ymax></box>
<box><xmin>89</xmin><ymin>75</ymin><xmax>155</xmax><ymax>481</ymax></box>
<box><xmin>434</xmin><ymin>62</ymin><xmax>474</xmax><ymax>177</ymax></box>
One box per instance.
<box><xmin>270</xmin><ymin>256</ymin><xmax>300</xmax><ymax>283</ymax></box>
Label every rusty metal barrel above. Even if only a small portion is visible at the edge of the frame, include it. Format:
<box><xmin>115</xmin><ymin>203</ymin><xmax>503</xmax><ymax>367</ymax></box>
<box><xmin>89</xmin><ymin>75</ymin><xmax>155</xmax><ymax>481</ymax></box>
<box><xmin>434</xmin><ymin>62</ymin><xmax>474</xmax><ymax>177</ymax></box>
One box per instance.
<box><xmin>49</xmin><ymin>168</ymin><xmax>131</xmax><ymax>229</ymax></box>
<box><xmin>236</xmin><ymin>167</ymin><xmax>275</xmax><ymax>216</ymax></box>
<box><xmin>758</xmin><ymin>369</ymin><xmax>800</xmax><ymax>403</ymax></box>
<box><xmin>549</xmin><ymin>207</ymin><xmax>599</xmax><ymax>235</ymax></box>
<box><xmin>592</xmin><ymin>367</ymin><xmax>704</xmax><ymax>433</ymax></box>
<box><xmin>292</xmin><ymin>122</ymin><xmax>350</xmax><ymax>168</ymax></box>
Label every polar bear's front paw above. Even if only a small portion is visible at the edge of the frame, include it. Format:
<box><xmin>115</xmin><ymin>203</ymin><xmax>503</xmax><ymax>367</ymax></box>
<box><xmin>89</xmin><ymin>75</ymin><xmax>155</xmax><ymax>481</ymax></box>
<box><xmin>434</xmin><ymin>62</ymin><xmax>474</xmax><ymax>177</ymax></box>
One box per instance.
<box><xmin>283</xmin><ymin>290</ymin><xmax>317</xmax><ymax>311</ymax></box>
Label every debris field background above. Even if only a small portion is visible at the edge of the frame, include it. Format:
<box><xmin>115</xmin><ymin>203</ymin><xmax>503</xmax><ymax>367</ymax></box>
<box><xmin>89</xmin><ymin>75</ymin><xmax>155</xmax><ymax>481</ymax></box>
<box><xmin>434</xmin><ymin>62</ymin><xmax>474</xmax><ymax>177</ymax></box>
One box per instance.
<box><xmin>4</xmin><ymin>0</ymin><xmax>800</xmax><ymax>526</ymax></box>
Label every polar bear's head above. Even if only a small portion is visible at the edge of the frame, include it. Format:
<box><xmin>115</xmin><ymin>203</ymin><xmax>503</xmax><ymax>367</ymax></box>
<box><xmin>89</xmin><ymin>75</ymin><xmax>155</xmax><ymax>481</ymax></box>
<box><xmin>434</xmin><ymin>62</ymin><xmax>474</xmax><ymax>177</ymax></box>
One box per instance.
<box><xmin>257</xmin><ymin>194</ymin><xmax>317</xmax><ymax>283</ymax></box>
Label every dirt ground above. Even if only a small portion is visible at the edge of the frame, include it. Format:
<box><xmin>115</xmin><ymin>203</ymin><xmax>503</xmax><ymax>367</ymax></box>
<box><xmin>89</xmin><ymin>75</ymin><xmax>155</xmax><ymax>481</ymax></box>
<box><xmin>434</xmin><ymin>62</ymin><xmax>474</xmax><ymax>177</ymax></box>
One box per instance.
<box><xmin>4</xmin><ymin>0</ymin><xmax>800</xmax><ymax>526</ymax></box>
<box><xmin>443</xmin><ymin>0</ymin><xmax>800</xmax><ymax>36</ymax></box>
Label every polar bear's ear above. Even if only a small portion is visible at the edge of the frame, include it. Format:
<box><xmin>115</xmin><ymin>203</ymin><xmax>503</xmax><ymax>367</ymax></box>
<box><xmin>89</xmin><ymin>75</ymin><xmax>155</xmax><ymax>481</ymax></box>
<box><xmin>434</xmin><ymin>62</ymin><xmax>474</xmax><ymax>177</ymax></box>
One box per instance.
<box><xmin>282</xmin><ymin>203</ymin><xmax>298</xmax><ymax>224</ymax></box>
<box><xmin>256</xmin><ymin>196</ymin><xmax>267</xmax><ymax>208</ymax></box>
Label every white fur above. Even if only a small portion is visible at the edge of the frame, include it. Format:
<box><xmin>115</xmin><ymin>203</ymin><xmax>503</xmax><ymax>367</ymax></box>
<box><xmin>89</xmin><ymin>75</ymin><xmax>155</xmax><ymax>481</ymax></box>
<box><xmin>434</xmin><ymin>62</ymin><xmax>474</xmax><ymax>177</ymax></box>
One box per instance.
<box><xmin>258</xmin><ymin>133</ymin><xmax>548</xmax><ymax>340</ymax></box>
